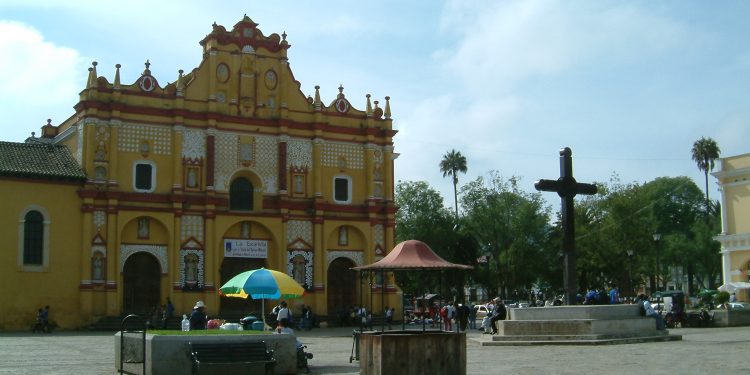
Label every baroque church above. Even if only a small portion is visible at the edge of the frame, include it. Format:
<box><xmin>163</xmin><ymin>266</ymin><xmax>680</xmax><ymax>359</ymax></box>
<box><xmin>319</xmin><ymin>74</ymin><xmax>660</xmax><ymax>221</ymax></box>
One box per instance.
<box><xmin>0</xmin><ymin>15</ymin><xmax>398</xmax><ymax>330</ymax></box>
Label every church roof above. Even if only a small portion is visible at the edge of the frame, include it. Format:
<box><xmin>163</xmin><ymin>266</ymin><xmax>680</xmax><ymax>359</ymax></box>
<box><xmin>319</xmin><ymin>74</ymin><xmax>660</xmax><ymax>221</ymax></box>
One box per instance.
<box><xmin>0</xmin><ymin>141</ymin><xmax>87</xmax><ymax>182</ymax></box>
<box><xmin>352</xmin><ymin>240</ymin><xmax>473</xmax><ymax>271</ymax></box>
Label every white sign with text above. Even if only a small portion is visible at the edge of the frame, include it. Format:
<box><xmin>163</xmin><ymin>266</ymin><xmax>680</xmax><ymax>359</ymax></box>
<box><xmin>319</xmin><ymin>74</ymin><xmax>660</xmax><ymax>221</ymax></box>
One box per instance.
<box><xmin>223</xmin><ymin>239</ymin><xmax>268</xmax><ymax>258</ymax></box>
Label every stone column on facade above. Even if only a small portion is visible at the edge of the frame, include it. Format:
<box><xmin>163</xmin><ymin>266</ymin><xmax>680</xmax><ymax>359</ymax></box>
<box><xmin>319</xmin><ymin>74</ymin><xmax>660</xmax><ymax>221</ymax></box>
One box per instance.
<box><xmin>205</xmin><ymin>211</ymin><xmax>217</xmax><ymax>309</ymax></box>
<box><xmin>80</xmin><ymin>208</ymin><xmax>94</xmax><ymax>321</ymax></box>
<box><xmin>108</xmin><ymin>120</ymin><xmax>120</xmax><ymax>186</ymax></box>
<box><xmin>722</xmin><ymin>248</ymin><xmax>732</xmax><ymax>286</ymax></box>
<box><xmin>313</xmin><ymin>220</ymin><xmax>326</xmax><ymax>314</ymax></box>
<box><xmin>278</xmin><ymin>135</ymin><xmax>288</xmax><ymax>194</ymax></box>
<box><xmin>206</xmin><ymin>128</ymin><xmax>216</xmax><ymax>190</ymax></box>
<box><xmin>172</xmin><ymin>125</ymin><xmax>184</xmax><ymax>191</ymax></box>
<box><xmin>172</xmin><ymin>215</ymin><xmax>182</xmax><ymax>301</ymax></box>
<box><xmin>279</xmin><ymin>58</ymin><xmax>289</xmax><ymax>119</ymax></box>
<box><xmin>364</xmin><ymin>143</ymin><xmax>375</xmax><ymax>200</ymax></box>
<box><xmin>106</xmin><ymin>204</ymin><xmax>119</xmax><ymax>316</ymax></box>
<box><xmin>383</xmin><ymin>145</ymin><xmax>395</xmax><ymax>201</ymax></box>
<box><xmin>312</xmin><ymin>138</ymin><xmax>324</xmax><ymax>198</ymax></box>
<box><xmin>208</xmin><ymin>50</ymin><xmax>218</xmax><ymax>113</ymax></box>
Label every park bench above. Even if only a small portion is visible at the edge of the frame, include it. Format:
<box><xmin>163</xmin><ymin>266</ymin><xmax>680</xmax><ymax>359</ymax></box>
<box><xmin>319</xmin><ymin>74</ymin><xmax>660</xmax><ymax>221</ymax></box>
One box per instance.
<box><xmin>188</xmin><ymin>341</ymin><xmax>275</xmax><ymax>375</ymax></box>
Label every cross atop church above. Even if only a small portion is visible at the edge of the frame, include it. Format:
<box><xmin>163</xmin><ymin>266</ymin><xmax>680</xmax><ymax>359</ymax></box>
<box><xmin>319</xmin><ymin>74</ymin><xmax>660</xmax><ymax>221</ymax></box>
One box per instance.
<box><xmin>535</xmin><ymin>147</ymin><xmax>597</xmax><ymax>305</ymax></box>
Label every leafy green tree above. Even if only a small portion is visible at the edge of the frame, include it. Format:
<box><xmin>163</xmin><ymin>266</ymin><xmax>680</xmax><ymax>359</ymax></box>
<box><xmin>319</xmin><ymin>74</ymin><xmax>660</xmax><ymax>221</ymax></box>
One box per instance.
<box><xmin>394</xmin><ymin>180</ymin><xmax>476</xmax><ymax>301</ymax></box>
<box><xmin>691</xmin><ymin>137</ymin><xmax>721</xmax><ymax>214</ymax></box>
<box><xmin>439</xmin><ymin>149</ymin><xmax>468</xmax><ymax>217</ymax></box>
<box><xmin>460</xmin><ymin>172</ymin><xmax>553</xmax><ymax>299</ymax></box>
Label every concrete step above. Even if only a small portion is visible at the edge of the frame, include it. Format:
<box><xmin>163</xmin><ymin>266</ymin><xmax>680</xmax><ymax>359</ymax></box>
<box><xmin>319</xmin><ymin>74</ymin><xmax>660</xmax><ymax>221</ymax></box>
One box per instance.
<box><xmin>473</xmin><ymin>333</ymin><xmax>682</xmax><ymax>346</ymax></box>
<box><xmin>491</xmin><ymin>331</ymin><xmax>669</xmax><ymax>341</ymax></box>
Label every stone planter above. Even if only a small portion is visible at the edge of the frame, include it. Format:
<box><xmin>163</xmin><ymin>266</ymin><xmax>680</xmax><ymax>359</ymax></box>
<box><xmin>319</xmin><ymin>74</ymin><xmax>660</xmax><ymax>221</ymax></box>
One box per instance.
<box><xmin>114</xmin><ymin>332</ymin><xmax>297</xmax><ymax>375</ymax></box>
<box><xmin>359</xmin><ymin>331</ymin><xmax>466</xmax><ymax>375</ymax></box>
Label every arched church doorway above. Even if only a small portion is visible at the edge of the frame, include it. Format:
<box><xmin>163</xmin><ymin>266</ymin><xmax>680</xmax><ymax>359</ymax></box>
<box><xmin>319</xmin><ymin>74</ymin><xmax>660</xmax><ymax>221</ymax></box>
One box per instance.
<box><xmin>123</xmin><ymin>252</ymin><xmax>161</xmax><ymax>315</ymax></box>
<box><xmin>219</xmin><ymin>257</ymin><xmax>266</xmax><ymax>316</ymax></box>
<box><xmin>327</xmin><ymin>257</ymin><xmax>357</xmax><ymax>315</ymax></box>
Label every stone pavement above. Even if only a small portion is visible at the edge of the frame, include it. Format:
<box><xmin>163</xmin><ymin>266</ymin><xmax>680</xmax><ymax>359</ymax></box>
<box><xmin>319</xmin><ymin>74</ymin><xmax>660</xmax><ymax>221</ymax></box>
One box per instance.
<box><xmin>1</xmin><ymin>325</ymin><xmax>749</xmax><ymax>374</ymax></box>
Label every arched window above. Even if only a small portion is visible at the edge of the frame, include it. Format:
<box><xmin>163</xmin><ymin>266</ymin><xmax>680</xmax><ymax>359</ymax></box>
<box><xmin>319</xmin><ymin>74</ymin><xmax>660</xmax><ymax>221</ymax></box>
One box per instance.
<box><xmin>230</xmin><ymin>177</ymin><xmax>253</xmax><ymax>210</ymax></box>
<box><xmin>23</xmin><ymin>211</ymin><xmax>44</xmax><ymax>265</ymax></box>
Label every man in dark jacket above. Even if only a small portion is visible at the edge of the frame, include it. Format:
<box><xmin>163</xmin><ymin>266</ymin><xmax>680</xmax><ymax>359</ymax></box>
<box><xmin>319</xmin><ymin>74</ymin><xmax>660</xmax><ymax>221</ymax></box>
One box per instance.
<box><xmin>189</xmin><ymin>300</ymin><xmax>207</xmax><ymax>330</ymax></box>
<box><xmin>490</xmin><ymin>298</ymin><xmax>506</xmax><ymax>334</ymax></box>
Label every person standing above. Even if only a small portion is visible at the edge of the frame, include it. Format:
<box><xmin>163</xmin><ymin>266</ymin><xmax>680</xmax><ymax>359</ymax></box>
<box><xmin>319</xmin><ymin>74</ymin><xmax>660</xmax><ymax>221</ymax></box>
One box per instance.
<box><xmin>162</xmin><ymin>298</ymin><xmax>175</xmax><ymax>329</ymax></box>
<box><xmin>40</xmin><ymin>306</ymin><xmax>50</xmax><ymax>333</ymax></box>
<box><xmin>609</xmin><ymin>285</ymin><xmax>619</xmax><ymax>304</ymax></box>
<box><xmin>468</xmin><ymin>302</ymin><xmax>477</xmax><ymax>329</ymax></box>
<box><xmin>189</xmin><ymin>301</ymin><xmax>207</xmax><ymax>330</ymax></box>
<box><xmin>385</xmin><ymin>307</ymin><xmax>394</xmax><ymax>330</ymax></box>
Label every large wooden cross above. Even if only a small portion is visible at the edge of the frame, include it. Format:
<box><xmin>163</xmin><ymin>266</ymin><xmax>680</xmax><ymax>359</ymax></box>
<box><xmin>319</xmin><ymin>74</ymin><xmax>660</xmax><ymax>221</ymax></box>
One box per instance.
<box><xmin>535</xmin><ymin>147</ymin><xmax>597</xmax><ymax>305</ymax></box>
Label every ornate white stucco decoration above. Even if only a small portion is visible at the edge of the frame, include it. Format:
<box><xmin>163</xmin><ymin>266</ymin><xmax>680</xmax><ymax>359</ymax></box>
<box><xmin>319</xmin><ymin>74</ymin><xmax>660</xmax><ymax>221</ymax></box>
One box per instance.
<box><xmin>214</xmin><ymin>132</ymin><xmax>238</xmax><ymax>191</ymax></box>
<box><xmin>118</xmin><ymin>123</ymin><xmax>172</xmax><ymax>155</ymax></box>
<box><xmin>327</xmin><ymin>250</ymin><xmax>363</xmax><ymax>267</ymax></box>
<box><xmin>93</xmin><ymin>211</ymin><xmax>107</xmax><ymax>230</ymax></box>
<box><xmin>373</xmin><ymin>224</ymin><xmax>384</xmax><ymax>248</ymax></box>
<box><xmin>286</xmin><ymin>220</ymin><xmax>313</xmax><ymax>246</ymax></box>
<box><xmin>287</xmin><ymin>139</ymin><xmax>313</xmax><ymax>169</ymax></box>
<box><xmin>181</xmin><ymin>215</ymin><xmax>204</xmax><ymax>242</ymax></box>
<box><xmin>119</xmin><ymin>244</ymin><xmax>167</xmax><ymax>274</ymax></box>
<box><xmin>182</xmin><ymin>129</ymin><xmax>206</xmax><ymax>160</ymax></box>
<box><xmin>179</xmin><ymin>249</ymin><xmax>205</xmax><ymax>289</ymax></box>
<box><xmin>322</xmin><ymin>141</ymin><xmax>364</xmax><ymax>169</ymax></box>
<box><xmin>255</xmin><ymin>136</ymin><xmax>278</xmax><ymax>193</ymax></box>
<box><xmin>287</xmin><ymin>250</ymin><xmax>313</xmax><ymax>289</ymax></box>
<box><xmin>215</xmin><ymin>131</ymin><xmax>278</xmax><ymax>193</ymax></box>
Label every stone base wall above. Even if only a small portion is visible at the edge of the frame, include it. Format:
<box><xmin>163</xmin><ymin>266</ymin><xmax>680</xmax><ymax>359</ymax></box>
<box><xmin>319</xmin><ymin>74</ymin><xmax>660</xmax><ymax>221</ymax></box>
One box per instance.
<box><xmin>114</xmin><ymin>332</ymin><xmax>297</xmax><ymax>375</ymax></box>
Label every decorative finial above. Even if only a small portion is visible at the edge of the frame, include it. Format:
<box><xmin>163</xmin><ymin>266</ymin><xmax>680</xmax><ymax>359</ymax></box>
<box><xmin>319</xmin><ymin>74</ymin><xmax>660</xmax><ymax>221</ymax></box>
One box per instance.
<box><xmin>384</xmin><ymin>96</ymin><xmax>391</xmax><ymax>119</ymax></box>
<box><xmin>114</xmin><ymin>64</ymin><xmax>121</xmax><ymax>89</ymax></box>
<box><xmin>47</xmin><ymin>119</ymin><xmax>52</xmax><ymax>125</ymax></box>
<box><xmin>282</xmin><ymin>31</ymin><xmax>287</xmax><ymax>41</ymax></box>
<box><xmin>31</xmin><ymin>131</ymin><xmax>35</xmax><ymax>138</ymax></box>
<box><xmin>176</xmin><ymin>69</ymin><xmax>185</xmax><ymax>96</ymax></box>
<box><xmin>314</xmin><ymin>85</ymin><xmax>321</xmax><ymax>111</ymax></box>
<box><xmin>338</xmin><ymin>84</ymin><xmax>344</xmax><ymax>94</ymax></box>
<box><xmin>145</xmin><ymin>60</ymin><xmax>151</xmax><ymax>70</ymax></box>
<box><xmin>366</xmin><ymin>94</ymin><xmax>372</xmax><ymax>116</ymax></box>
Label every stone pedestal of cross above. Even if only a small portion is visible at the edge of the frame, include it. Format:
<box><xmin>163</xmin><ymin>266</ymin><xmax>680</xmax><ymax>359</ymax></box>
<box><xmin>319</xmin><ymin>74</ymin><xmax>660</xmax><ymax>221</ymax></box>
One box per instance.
<box><xmin>535</xmin><ymin>147</ymin><xmax>597</xmax><ymax>305</ymax></box>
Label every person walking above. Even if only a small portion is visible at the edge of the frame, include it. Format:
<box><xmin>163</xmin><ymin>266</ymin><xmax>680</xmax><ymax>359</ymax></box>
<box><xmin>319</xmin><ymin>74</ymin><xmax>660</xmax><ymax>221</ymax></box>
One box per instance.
<box><xmin>468</xmin><ymin>302</ymin><xmax>477</xmax><ymax>329</ymax></box>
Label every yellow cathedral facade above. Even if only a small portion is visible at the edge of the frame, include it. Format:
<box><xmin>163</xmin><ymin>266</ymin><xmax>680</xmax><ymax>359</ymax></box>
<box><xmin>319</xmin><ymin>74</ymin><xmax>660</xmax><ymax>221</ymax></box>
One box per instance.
<box><xmin>0</xmin><ymin>16</ymin><xmax>399</xmax><ymax>330</ymax></box>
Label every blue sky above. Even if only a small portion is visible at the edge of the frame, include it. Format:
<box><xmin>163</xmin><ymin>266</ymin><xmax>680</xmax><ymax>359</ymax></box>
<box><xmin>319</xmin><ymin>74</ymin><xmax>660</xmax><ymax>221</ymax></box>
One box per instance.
<box><xmin>1</xmin><ymin>1</ymin><xmax>748</xmax><ymax>210</ymax></box>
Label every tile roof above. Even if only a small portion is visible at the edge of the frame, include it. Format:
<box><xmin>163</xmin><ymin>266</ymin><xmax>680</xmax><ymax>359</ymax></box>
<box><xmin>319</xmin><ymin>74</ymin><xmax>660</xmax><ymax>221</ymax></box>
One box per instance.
<box><xmin>0</xmin><ymin>141</ymin><xmax>87</xmax><ymax>181</ymax></box>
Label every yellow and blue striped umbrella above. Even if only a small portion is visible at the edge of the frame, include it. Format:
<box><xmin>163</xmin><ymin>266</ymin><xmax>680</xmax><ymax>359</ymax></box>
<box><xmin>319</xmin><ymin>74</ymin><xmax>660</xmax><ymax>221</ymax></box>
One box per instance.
<box><xmin>219</xmin><ymin>268</ymin><xmax>304</xmax><ymax>300</ymax></box>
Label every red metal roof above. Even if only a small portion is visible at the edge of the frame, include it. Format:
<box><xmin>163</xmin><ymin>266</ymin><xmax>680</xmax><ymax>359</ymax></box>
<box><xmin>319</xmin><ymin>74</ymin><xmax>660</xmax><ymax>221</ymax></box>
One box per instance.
<box><xmin>352</xmin><ymin>240</ymin><xmax>472</xmax><ymax>271</ymax></box>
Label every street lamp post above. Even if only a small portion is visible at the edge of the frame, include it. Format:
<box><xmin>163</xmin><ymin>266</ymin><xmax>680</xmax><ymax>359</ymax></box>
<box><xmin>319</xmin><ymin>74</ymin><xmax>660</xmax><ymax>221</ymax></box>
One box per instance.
<box><xmin>627</xmin><ymin>249</ymin><xmax>634</xmax><ymax>296</ymax></box>
<box><xmin>653</xmin><ymin>233</ymin><xmax>661</xmax><ymax>291</ymax></box>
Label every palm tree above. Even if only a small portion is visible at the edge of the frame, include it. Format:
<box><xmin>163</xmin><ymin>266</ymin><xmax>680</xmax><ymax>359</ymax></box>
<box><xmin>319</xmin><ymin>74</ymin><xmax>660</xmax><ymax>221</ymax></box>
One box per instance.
<box><xmin>691</xmin><ymin>137</ymin><xmax>721</xmax><ymax>215</ymax></box>
<box><xmin>439</xmin><ymin>149</ymin><xmax>468</xmax><ymax>217</ymax></box>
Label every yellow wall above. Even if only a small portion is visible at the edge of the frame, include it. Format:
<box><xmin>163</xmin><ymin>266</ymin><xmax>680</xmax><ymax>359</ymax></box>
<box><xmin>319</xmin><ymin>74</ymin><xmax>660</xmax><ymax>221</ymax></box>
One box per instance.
<box><xmin>0</xmin><ymin>179</ymin><xmax>83</xmax><ymax>330</ymax></box>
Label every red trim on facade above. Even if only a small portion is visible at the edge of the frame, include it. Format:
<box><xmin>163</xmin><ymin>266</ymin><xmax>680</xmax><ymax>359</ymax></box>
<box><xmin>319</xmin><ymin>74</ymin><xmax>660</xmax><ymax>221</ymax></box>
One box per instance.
<box><xmin>72</xmin><ymin>105</ymin><xmax>397</xmax><ymax>144</ymax></box>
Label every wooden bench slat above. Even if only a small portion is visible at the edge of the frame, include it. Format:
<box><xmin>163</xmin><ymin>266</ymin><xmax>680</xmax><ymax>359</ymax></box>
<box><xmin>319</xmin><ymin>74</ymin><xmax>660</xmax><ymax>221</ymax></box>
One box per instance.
<box><xmin>189</xmin><ymin>341</ymin><xmax>275</xmax><ymax>375</ymax></box>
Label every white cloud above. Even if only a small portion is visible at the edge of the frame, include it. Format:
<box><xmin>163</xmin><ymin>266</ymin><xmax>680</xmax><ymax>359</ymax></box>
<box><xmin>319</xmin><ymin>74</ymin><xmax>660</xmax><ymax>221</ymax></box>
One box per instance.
<box><xmin>0</xmin><ymin>21</ymin><xmax>83</xmax><ymax>139</ymax></box>
<box><xmin>438</xmin><ymin>0</ymin><xmax>688</xmax><ymax>93</ymax></box>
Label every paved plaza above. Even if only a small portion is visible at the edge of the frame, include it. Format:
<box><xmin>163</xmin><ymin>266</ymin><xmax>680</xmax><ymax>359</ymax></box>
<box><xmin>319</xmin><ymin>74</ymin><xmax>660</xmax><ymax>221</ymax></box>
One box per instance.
<box><xmin>1</xmin><ymin>325</ymin><xmax>748</xmax><ymax>374</ymax></box>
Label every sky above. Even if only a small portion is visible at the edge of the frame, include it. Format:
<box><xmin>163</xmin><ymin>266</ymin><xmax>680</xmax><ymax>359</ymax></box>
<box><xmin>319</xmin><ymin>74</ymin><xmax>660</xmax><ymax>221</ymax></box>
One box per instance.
<box><xmin>1</xmin><ymin>0</ymin><xmax>748</xmax><ymax>211</ymax></box>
